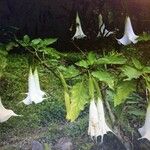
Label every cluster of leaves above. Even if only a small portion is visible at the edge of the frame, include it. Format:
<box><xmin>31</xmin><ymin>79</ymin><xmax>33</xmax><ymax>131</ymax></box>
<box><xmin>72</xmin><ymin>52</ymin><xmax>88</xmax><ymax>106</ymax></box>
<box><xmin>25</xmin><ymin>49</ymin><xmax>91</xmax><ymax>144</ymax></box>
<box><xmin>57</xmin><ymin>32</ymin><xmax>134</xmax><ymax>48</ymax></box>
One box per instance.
<box><xmin>4</xmin><ymin>34</ymin><xmax>149</xmax><ymax>133</ymax></box>
<box><xmin>14</xmin><ymin>34</ymin><xmax>150</xmax><ymax>125</ymax></box>
<box><xmin>57</xmin><ymin>50</ymin><xmax>150</xmax><ymax>127</ymax></box>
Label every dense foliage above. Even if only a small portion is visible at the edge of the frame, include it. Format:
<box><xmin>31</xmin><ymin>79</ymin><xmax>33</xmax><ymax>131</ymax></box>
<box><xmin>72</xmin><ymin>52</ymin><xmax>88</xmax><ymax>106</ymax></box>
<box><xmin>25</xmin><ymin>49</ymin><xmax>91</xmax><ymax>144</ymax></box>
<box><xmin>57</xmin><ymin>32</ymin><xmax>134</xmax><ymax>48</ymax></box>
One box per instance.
<box><xmin>0</xmin><ymin>33</ymin><xmax>150</xmax><ymax>149</ymax></box>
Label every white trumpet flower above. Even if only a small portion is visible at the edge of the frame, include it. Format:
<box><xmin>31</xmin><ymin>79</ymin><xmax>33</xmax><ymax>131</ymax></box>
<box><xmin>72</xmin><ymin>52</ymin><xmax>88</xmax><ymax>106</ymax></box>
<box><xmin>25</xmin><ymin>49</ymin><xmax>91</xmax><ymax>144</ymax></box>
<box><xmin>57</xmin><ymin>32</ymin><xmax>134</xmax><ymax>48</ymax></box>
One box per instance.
<box><xmin>97</xmin><ymin>14</ymin><xmax>114</xmax><ymax>38</ymax></box>
<box><xmin>72</xmin><ymin>13</ymin><xmax>86</xmax><ymax>40</ymax></box>
<box><xmin>97</xmin><ymin>98</ymin><xmax>112</xmax><ymax>143</ymax></box>
<box><xmin>138</xmin><ymin>104</ymin><xmax>150</xmax><ymax>141</ymax></box>
<box><xmin>34</xmin><ymin>68</ymin><xmax>46</xmax><ymax>97</ymax></box>
<box><xmin>117</xmin><ymin>16</ymin><xmax>139</xmax><ymax>45</ymax></box>
<box><xmin>0</xmin><ymin>98</ymin><xmax>20</xmax><ymax>123</ymax></box>
<box><xmin>88</xmin><ymin>100</ymin><xmax>101</xmax><ymax>140</ymax></box>
<box><xmin>22</xmin><ymin>68</ymin><xmax>45</xmax><ymax>105</ymax></box>
<box><xmin>88</xmin><ymin>98</ymin><xmax>113</xmax><ymax>143</ymax></box>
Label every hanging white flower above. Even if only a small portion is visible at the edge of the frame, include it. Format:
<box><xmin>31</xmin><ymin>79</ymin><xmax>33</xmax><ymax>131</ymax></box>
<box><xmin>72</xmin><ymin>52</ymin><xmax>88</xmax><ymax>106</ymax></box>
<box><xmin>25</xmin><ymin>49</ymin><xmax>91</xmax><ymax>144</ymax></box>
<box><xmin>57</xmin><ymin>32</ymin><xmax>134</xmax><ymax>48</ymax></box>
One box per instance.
<box><xmin>0</xmin><ymin>98</ymin><xmax>20</xmax><ymax>123</ymax></box>
<box><xmin>22</xmin><ymin>68</ymin><xmax>45</xmax><ymax>105</ymax></box>
<box><xmin>96</xmin><ymin>98</ymin><xmax>112</xmax><ymax>143</ymax></box>
<box><xmin>117</xmin><ymin>16</ymin><xmax>139</xmax><ymax>45</ymax></box>
<box><xmin>88</xmin><ymin>100</ymin><xmax>101</xmax><ymax>140</ymax></box>
<box><xmin>72</xmin><ymin>12</ymin><xmax>87</xmax><ymax>40</ymax></box>
<box><xmin>88</xmin><ymin>98</ymin><xmax>113</xmax><ymax>143</ymax></box>
<box><xmin>138</xmin><ymin>104</ymin><xmax>150</xmax><ymax>141</ymax></box>
<box><xmin>97</xmin><ymin>14</ymin><xmax>114</xmax><ymax>38</ymax></box>
<box><xmin>34</xmin><ymin>68</ymin><xmax>46</xmax><ymax>97</ymax></box>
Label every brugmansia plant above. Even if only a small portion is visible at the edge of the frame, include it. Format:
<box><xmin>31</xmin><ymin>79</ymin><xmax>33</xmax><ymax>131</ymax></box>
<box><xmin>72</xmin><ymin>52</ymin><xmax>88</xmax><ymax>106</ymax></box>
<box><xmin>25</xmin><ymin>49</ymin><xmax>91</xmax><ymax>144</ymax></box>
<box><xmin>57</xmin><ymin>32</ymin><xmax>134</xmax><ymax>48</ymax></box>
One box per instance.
<box><xmin>118</xmin><ymin>57</ymin><xmax>150</xmax><ymax>141</ymax></box>
<box><xmin>2</xmin><ymin>33</ymin><xmax>149</xmax><ymax>149</ymax></box>
<box><xmin>58</xmin><ymin>48</ymin><xmax>150</xmax><ymax>147</ymax></box>
<box><xmin>59</xmin><ymin>51</ymin><xmax>128</xmax><ymax>143</ymax></box>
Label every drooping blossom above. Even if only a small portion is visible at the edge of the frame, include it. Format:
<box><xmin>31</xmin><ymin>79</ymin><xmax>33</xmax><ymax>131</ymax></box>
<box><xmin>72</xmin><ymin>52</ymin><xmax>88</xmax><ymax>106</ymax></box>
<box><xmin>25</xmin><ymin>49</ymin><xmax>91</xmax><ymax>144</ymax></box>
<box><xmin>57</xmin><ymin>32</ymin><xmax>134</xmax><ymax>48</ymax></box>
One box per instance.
<box><xmin>97</xmin><ymin>98</ymin><xmax>112</xmax><ymax>143</ymax></box>
<box><xmin>0</xmin><ymin>98</ymin><xmax>20</xmax><ymax>123</ymax></box>
<box><xmin>22</xmin><ymin>68</ymin><xmax>46</xmax><ymax>105</ymax></box>
<box><xmin>72</xmin><ymin>12</ymin><xmax>87</xmax><ymax>40</ymax></box>
<box><xmin>88</xmin><ymin>100</ymin><xmax>101</xmax><ymax>141</ymax></box>
<box><xmin>117</xmin><ymin>16</ymin><xmax>139</xmax><ymax>45</ymax></box>
<box><xmin>88</xmin><ymin>98</ymin><xmax>113</xmax><ymax>142</ymax></box>
<box><xmin>138</xmin><ymin>104</ymin><xmax>150</xmax><ymax>141</ymax></box>
<box><xmin>97</xmin><ymin>14</ymin><xmax>114</xmax><ymax>38</ymax></box>
<box><xmin>34</xmin><ymin>68</ymin><xmax>46</xmax><ymax>97</ymax></box>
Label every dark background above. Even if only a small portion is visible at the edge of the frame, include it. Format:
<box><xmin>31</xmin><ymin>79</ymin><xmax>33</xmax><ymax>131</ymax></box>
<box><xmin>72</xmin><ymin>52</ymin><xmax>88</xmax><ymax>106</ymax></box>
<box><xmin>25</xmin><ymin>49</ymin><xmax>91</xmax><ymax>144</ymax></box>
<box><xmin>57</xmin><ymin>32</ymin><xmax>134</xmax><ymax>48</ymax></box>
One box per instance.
<box><xmin>0</xmin><ymin>0</ymin><xmax>150</xmax><ymax>43</ymax></box>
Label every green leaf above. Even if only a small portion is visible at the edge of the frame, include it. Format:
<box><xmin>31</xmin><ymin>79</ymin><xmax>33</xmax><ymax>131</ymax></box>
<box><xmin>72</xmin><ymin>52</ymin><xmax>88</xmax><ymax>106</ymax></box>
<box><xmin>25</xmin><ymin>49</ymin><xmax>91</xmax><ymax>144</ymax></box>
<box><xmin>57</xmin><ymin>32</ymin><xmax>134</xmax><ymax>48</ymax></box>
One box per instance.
<box><xmin>96</xmin><ymin>53</ymin><xmax>127</xmax><ymax>65</ymax></box>
<box><xmin>143</xmin><ymin>66</ymin><xmax>150</xmax><ymax>74</ymax></box>
<box><xmin>114</xmin><ymin>81</ymin><xmax>136</xmax><ymax>107</ymax></box>
<box><xmin>59</xmin><ymin>65</ymin><xmax>80</xmax><ymax>79</ymax></box>
<box><xmin>75</xmin><ymin>60</ymin><xmax>89</xmax><ymax>68</ymax></box>
<box><xmin>59</xmin><ymin>72</ymin><xmax>68</xmax><ymax>91</ymax></box>
<box><xmin>127</xmin><ymin>109</ymin><xmax>145</xmax><ymax>117</ymax></box>
<box><xmin>89</xmin><ymin>76</ymin><xmax>94</xmax><ymax>99</ymax></box>
<box><xmin>42</xmin><ymin>48</ymin><xmax>60</xmax><ymax>59</ymax></box>
<box><xmin>31</xmin><ymin>38</ymin><xmax>42</xmax><ymax>45</ymax></box>
<box><xmin>64</xmin><ymin>91</ymin><xmax>71</xmax><ymax>114</ymax></box>
<box><xmin>121</xmin><ymin>65</ymin><xmax>142</xmax><ymax>80</ymax></box>
<box><xmin>43</xmin><ymin>38</ymin><xmax>57</xmax><ymax>46</ymax></box>
<box><xmin>92</xmin><ymin>70</ymin><xmax>114</xmax><ymax>89</ymax></box>
<box><xmin>87</xmin><ymin>52</ymin><xmax>96</xmax><ymax>65</ymax></box>
<box><xmin>59</xmin><ymin>72</ymin><xmax>71</xmax><ymax>113</ymax></box>
<box><xmin>67</xmin><ymin>82</ymin><xmax>88</xmax><ymax>121</ymax></box>
<box><xmin>132</xmin><ymin>58</ymin><xmax>143</xmax><ymax>70</ymax></box>
<box><xmin>23</xmin><ymin>35</ymin><xmax>30</xmax><ymax>43</ymax></box>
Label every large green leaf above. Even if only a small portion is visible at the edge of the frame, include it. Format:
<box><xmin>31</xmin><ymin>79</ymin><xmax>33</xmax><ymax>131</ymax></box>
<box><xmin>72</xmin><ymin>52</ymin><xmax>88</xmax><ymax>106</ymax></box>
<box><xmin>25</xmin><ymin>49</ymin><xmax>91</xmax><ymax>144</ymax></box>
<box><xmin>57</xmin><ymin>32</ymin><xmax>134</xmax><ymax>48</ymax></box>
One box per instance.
<box><xmin>42</xmin><ymin>48</ymin><xmax>60</xmax><ymax>59</ymax></box>
<box><xmin>75</xmin><ymin>60</ymin><xmax>89</xmax><ymax>68</ymax></box>
<box><xmin>92</xmin><ymin>70</ymin><xmax>115</xmax><ymax>89</ymax></box>
<box><xmin>42</xmin><ymin>38</ymin><xmax>57</xmax><ymax>46</ymax></box>
<box><xmin>87</xmin><ymin>52</ymin><xmax>96</xmax><ymax>65</ymax></box>
<box><xmin>67</xmin><ymin>82</ymin><xmax>88</xmax><ymax>122</ymax></box>
<box><xmin>96</xmin><ymin>53</ymin><xmax>127</xmax><ymax>65</ymax></box>
<box><xmin>132</xmin><ymin>58</ymin><xmax>143</xmax><ymax>70</ymax></box>
<box><xmin>121</xmin><ymin>65</ymin><xmax>142</xmax><ymax>80</ymax></box>
<box><xmin>114</xmin><ymin>81</ymin><xmax>136</xmax><ymax>107</ymax></box>
<box><xmin>59</xmin><ymin>65</ymin><xmax>80</xmax><ymax>79</ymax></box>
<box><xmin>31</xmin><ymin>38</ymin><xmax>42</xmax><ymax>45</ymax></box>
<box><xmin>59</xmin><ymin>72</ymin><xmax>71</xmax><ymax>114</ymax></box>
<box><xmin>89</xmin><ymin>76</ymin><xmax>94</xmax><ymax>99</ymax></box>
<box><xmin>64</xmin><ymin>91</ymin><xmax>71</xmax><ymax>114</ymax></box>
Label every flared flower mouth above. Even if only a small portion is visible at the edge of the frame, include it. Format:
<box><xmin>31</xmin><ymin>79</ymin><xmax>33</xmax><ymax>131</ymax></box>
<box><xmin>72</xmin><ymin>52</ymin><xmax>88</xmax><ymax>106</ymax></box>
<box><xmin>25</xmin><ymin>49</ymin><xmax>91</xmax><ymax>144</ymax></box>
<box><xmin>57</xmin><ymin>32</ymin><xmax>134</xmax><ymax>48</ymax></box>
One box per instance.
<box><xmin>0</xmin><ymin>98</ymin><xmax>20</xmax><ymax>123</ymax></box>
<box><xmin>88</xmin><ymin>98</ymin><xmax>112</xmax><ymax>143</ymax></box>
<box><xmin>117</xmin><ymin>16</ymin><xmax>139</xmax><ymax>45</ymax></box>
<box><xmin>22</xmin><ymin>67</ymin><xmax>46</xmax><ymax>105</ymax></box>
<box><xmin>72</xmin><ymin>12</ymin><xmax>87</xmax><ymax>40</ymax></box>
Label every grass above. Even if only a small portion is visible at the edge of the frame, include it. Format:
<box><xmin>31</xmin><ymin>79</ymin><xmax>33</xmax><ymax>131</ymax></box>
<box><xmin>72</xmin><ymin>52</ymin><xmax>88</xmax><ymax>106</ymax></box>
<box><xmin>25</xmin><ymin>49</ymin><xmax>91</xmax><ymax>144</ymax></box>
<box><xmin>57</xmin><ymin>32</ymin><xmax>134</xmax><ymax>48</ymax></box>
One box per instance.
<box><xmin>0</xmin><ymin>52</ymin><xmax>93</xmax><ymax>149</ymax></box>
<box><xmin>0</xmin><ymin>53</ymin><xmax>64</xmax><ymax>142</ymax></box>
